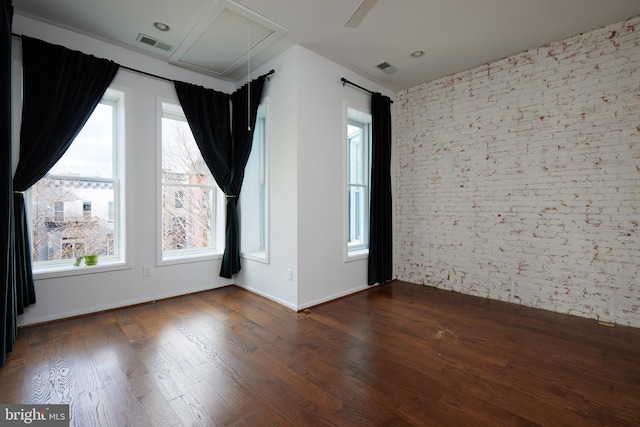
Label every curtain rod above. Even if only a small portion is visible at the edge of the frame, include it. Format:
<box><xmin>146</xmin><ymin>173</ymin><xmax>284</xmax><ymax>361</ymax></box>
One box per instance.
<box><xmin>11</xmin><ymin>32</ymin><xmax>274</xmax><ymax>85</ymax></box>
<box><xmin>340</xmin><ymin>77</ymin><xmax>393</xmax><ymax>103</ymax></box>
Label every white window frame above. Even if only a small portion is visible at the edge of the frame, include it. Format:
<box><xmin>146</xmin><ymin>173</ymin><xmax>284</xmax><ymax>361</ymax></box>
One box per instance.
<box><xmin>157</xmin><ymin>98</ymin><xmax>225</xmax><ymax>266</ymax></box>
<box><xmin>344</xmin><ymin>103</ymin><xmax>372</xmax><ymax>262</ymax></box>
<box><xmin>241</xmin><ymin>98</ymin><xmax>270</xmax><ymax>264</ymax></box>
<box><xmin>29</xmin><ymin>87</ymin><xmax>130</xmax><ymax>278</ymax></box>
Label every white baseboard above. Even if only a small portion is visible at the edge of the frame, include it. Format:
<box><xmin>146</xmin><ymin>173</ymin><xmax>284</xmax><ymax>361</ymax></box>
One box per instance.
<box><xmin>237</xmin><ymin>285</ymin><xmax>298</xmax><ymax>311</ymax></box>
<box><xmin>296</xmin><ymin>285</ymin><xmax>373</xmax><ymax>310</ymax></box>
<box><xmin>18</xmin><ymin>283</ymin><xmax>230</xmax><ymax>327</ymax></box>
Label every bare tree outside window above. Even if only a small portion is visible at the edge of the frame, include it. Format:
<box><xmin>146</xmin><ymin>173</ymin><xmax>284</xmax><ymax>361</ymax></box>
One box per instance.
<box><xmin>161</xmin><ymin>103</ymin><xmax>217</xmax><ymax>255</ymax></box>
<box><xmin>31</xmin><ymin>179</ymin><xmax>115</xmax><ymax>261</ymax></box>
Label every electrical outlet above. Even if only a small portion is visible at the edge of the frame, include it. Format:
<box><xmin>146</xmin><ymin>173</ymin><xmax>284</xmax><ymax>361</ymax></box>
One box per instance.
<box><xmin>143</xmin><ymin>265</ymin><xmax>151</xmax><ymax>277</ymax></box>
<box><xmin>287</xmin><ymin>269</ymin><xmax>293</xmax><ymax>281</ymax></box>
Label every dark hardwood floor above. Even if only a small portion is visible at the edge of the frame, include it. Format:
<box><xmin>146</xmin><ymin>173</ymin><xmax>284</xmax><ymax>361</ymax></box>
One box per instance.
<box><xmin>1</xmin><ymin>281</ymin><xmax>639</xmax><ymax>426</ymax></box>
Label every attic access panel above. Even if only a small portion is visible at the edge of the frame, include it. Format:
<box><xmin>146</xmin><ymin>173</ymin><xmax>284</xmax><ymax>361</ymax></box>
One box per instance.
<box><xmin>170</xmin><ymin>0</ymin><xmax>287</xmax><ymax>77</ymax></box>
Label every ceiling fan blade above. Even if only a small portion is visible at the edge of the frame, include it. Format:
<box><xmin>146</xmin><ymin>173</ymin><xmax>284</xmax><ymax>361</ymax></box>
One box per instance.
<box><xmin>344</xmin><ymin>0</ymin><xmax>377</xmax><ymax>28</ymax></box>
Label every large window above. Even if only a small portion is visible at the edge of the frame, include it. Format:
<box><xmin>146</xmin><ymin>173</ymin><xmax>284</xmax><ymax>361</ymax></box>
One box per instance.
<box><xmin>160</xmin><ymin>101</ymin><xmax>222</xmax><ymax>261</ymax></box>
<box><xmin>241</xmin><ymin>100</ymin><xmax>269</xmax><ymax>261</ymax></box>
<box><xmin>30</xmin><ymin>88</ymin><xmax>125</xmax><ymax>269</ymax></box>
<box><xmin>346</xmin><ymin>107</ymin><xmax>371</xmax><ymax>258</ymax></box>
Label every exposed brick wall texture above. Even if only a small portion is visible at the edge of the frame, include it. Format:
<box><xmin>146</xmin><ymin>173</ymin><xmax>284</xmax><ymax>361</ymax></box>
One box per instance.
<box><xmin>395</xmin><ymin>16</ymin><xmax>640</xmax><ymax>327</ymax></box>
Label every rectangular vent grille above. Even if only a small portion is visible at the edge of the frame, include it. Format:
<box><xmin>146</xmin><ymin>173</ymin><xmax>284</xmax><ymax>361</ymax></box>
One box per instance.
<box><xmin>136</xmin><ymin>34</ymin><xmax>173</xmax><ymax>52</ymax></box>
<box><xmin>376</xmin><ymin>61</ymin><xmax>398</xmax><ymax>74</ymax></box>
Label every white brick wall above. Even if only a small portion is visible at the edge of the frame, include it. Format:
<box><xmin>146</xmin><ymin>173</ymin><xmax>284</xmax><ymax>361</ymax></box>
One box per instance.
<box><xmin>395</xmin><ymin>16</ymin><xmax>640</xmax><ymax>327</ymax></box>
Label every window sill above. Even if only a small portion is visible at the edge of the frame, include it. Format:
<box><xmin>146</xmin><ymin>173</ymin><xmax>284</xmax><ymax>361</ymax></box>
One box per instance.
<box><xmin>241</xmin><ymin>250</ymin><xmax>269</xmax><ymax>264</ymax></box>
<box><xmin>33</xmin><ymin>259</ymin><xmax>131</xmax><ymax>280</ymax></box>
<box><xmin>160</xmin><ymin>251</ymin><xmax>223</xmax><ymax>266</ymax></box>
<box><xmin>345</xmin><ymin>248</ymin><xmax>369</xmax><ymax>263</ymax></box>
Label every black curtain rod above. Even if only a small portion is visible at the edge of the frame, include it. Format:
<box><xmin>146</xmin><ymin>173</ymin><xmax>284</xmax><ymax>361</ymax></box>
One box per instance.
<box><xmin>11</xmin><ymin>32</ymin><xmax>274</xmax><ymax>85</ymax></box>
<box><xmin>341</xmin><ymin>77</ymin><xmax>393</xmax><ymax>103</ymax></box>
<box><xmin>120</xmin><ymin>64</ymin><xmax>174</xmax><ymax>83</ymax></box>
<box><xmin>117</xmin><ymin>64</ymin><xmax>274</xmax><ymax>86</ymax></box>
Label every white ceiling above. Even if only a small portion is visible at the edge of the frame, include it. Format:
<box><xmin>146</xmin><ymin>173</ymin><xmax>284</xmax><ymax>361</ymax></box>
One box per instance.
<box><xmin>12</xmin><ymin>0</ymin><xmax>640</xmax><ymax>92</ymax></box>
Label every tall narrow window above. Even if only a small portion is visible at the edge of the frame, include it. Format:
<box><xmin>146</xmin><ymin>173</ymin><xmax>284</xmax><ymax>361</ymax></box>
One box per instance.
<box><xmin>54</xmin><ymin>202</ymin><xmax>64</xmax><ymax>223</ymax></box>
<box><xmin>161</xmin><ymin>101</ymin><xmax>221</xmax><ymax>260</ymax></box>
<box><xmin>240</xmin><ymin>101</ymin><xmax>269</xmax><ymax>261</ymax></box>
<box><xmin>82</xmin><ymin>201</ymin><xmax>92</xmax><ymax>220</ymax></box>
<box><xmin>30</xmin><ymin>88</ymin><xmax>124</xmax><ymax>266</ymax></box>
<box><xmin>346</xmin><ymin>107</ymin><xmax>371</xmax><ymax>258</ymax></box>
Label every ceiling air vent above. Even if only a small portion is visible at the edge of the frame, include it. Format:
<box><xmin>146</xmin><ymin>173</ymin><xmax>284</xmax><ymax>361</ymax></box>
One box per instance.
<box><xmin>376</xmin><ymin>61</ymin><xmax>398</xmax><ymax>74</ymax></box>
<box><xmin>136</xmin><ymin>33</ymin><xmax>173</xmax><ymax>52</ymax></box>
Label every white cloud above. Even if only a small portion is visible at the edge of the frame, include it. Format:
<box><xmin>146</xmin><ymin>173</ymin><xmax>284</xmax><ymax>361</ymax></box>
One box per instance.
<box><xmin>49</xmin><ymin>103</ymin><xmax>113</xmax><ymax>178</ymax></box>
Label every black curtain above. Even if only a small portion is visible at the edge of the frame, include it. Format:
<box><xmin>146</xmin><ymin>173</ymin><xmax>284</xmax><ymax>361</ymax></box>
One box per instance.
<box><xmin>1</xmin><ymin>0</ymin><xmax>14</xmax><ymax>366</ymax></box>
<box><xmin>9</xmin><ymin>36</ymin><xmax>119</xmax><ymax>348</ymax></box>
<box><xmin>174</xmin><ymin>82</ymin><xmax>232</xmax><ymax>196</ymax></box>
<box><xmin>368</xmin><ymin>92</ymin><xmax>393</xmax><ymax>285</ymax></box>
<box><xmin>175</xmin><ymin>75</ymin><xmax>266</xmax><ymax>278</ymax></box>
<box><xmin>224</xmin><ymin>78</ymin><xmax>267</xmax><ymax>277</ymax></box>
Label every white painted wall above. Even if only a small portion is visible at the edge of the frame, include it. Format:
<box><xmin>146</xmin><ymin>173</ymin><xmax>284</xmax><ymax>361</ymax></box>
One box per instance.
<box><xmin>235</xmin><ymin>45</ymin><xmax>395</xmax><ymax>309</ymax></box>
<box><xmin>295</xmin><ymin>46</ymin><xmax>395</xmax><ymax>308</ymax></box>
<box><xmin>395</xmin><ymin>16</ymin><xmax>640</xmax><ymax>327</ymax></box>
<box><xmin>234</xmin><ymin>47</ymin><xmax>300</xmax><ymax>309</ymax></box>
<box><xmin>14</xmin><ymin>15</ymin><xmax>235</xmax><ymax>326</ymax></box>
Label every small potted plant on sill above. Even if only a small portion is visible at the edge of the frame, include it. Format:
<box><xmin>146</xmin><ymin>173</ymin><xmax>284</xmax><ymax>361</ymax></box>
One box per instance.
<box><xmin>84</xmin><ymin>253</ymin><xmax>99</xmax><ymax>266</ymax></box>
<box><xmin>73</xmin><ymin>253</ymin><xmax>99</xmax><ymax>266</ymax></box>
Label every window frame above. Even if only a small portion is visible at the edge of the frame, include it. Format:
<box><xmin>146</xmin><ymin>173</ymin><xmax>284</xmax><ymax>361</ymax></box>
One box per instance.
<box><xmin>344</xmin><ymin>103</ymin><xmax>372</xmax><ymax>262</ymax></box>
<box><xmin>157</xmin><ymin>98</ymin><xmax>226</xmax><ymax>266</ymax></box>
<box><xmin>240</xmin><ymin>98</ymin><xmax>270</xmax><ymax>264</ymax></box>
<box><xmin>29</xmin><ymin>86</ymin><xmax>130</xmax><ymax>279</ymax></box>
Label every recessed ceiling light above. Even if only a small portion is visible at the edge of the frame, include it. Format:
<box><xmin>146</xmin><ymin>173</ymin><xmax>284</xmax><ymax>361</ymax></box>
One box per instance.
<box><xmin>410</xmin><ymin>50</ymin><xmax>424</xmax><ymax>58</ymax></box>
<box><xmin>154</xmin><ymin>22</ymin><xmax>170</xmax><ymax>32</ymax></box>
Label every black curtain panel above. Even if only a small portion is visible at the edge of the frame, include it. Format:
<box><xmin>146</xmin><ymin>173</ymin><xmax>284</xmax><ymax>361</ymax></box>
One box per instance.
<box><xmin>174</xmin><ymin>82</ymin><xmax>232</xmax><ymax>194</ymax></box>
<box><xmin>14</xmin><ymin>37</ymin><xmax>120</xmax><ymax>189</ymax></box>
<box><xmin>223</xmin><ymin>77</ymin><xmax>267</xmax><ymax>277</ymax></box>
<box><xmin>175</xmin><ymin>75</ymin><xmax>266</xmax><ymax>278</ymax></box>
<box><xmin>10</xmin><ymin>36</ymin><xmax>119</xmax><ymax>335</ymax></box>
<box><xmin>368</xmin><ymin>92</ymin><xmax>393</xmax><ymax>285</ymax></box>
<box><xmin>1</xmin><ymin>0</ymin><xmax>14</xmax><ymax>366</ymax></box>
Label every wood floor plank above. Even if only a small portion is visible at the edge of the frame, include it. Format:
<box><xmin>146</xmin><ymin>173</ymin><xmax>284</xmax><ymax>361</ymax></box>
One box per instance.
<box><xmin>2</xmin><ymin>281</ymin><xmax>640</xmax><ymax>426</ymax></box>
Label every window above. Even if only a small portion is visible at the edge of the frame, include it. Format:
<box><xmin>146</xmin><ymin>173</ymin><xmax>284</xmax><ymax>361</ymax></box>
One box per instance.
<box><xmin>346</xmin><ymin>106</ymin><xmax>371</xmax><ymax>258</ymax></box>
<box><xmin>160</xmin><ymin>101</ymin><xmax>222</xmax><ymax>261</ymax></box>
<box><xmin>240</xmin><ymin>100</ymin><xmax>269</xmax><ymax>261</ymax></box>
<box><xmin>82</xmin><ymin>201</ymin><xmax>92</xmax><ymax>220</ymax></box>
<box><xmin>30</xmin><ymin>88</ymin><xmax>125</xmax><ymax>268</ymax></box>
<box><xmin>175</xmin><ymin>190</ymin><xmax>184</xmax><ymax>209</ymax></box>
<box><xmin>54</xmin><ymin>202</ymin><xmax>64</xmax><ymax>222</ymax></box>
